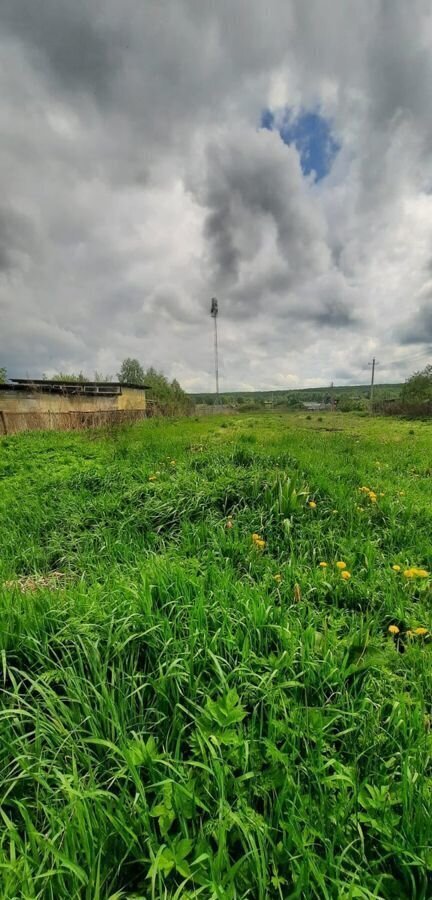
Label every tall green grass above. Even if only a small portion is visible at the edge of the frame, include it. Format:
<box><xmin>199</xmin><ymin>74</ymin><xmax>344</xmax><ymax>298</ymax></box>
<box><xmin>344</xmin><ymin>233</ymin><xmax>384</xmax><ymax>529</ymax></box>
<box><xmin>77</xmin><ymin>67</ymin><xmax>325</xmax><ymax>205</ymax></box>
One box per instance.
<box><xmin>0</xmin><ymin>414</ymin><xmax>431</xmax><ymax>898</ymax></box>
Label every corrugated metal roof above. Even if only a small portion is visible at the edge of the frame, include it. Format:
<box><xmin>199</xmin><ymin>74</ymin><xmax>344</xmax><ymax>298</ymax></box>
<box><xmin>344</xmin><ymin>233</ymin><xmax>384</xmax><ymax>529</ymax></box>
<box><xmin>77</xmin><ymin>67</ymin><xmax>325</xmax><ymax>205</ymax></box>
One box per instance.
<box><xmin>11</xmin><ymin>379</ymin><xmax>149</xmax><ymax>389</ymax></box>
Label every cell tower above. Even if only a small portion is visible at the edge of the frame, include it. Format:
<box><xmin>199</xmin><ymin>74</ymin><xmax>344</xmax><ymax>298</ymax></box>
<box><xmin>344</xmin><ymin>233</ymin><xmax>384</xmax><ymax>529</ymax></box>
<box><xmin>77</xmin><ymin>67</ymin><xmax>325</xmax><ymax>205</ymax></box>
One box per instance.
<box><xmin>210</xmin><ymin>297</ymin><xmax>219</xmax><ymax>401</ymax></box>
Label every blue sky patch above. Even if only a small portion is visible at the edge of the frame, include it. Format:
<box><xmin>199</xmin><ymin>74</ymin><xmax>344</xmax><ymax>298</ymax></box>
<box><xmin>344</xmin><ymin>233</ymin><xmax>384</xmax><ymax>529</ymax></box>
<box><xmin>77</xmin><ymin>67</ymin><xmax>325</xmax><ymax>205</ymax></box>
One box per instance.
<box><xmin>261</xmin><ymin>108</ymin><xmax>340</xmax><ymax>181</ymax></box>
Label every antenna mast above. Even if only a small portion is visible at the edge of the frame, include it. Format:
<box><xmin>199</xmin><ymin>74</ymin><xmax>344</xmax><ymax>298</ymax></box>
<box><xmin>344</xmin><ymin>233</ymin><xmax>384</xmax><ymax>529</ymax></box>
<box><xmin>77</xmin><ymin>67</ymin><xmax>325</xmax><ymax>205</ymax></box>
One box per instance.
<box><xmin>210</xmin><ymin>297</ymin><xmax>219</xmax><ymax>402</ymax></box>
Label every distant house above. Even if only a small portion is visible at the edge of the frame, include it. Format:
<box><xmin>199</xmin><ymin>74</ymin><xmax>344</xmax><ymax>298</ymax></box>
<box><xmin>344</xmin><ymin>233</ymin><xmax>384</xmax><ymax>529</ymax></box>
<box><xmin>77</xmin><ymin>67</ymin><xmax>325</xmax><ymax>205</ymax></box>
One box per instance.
<box><xmin>302</xmin><ymin>401</ymin><xmax>326</xmax><ymax>412</ymax></box>
<box><xmin>302</xmin><ymin>399</ymin><xmax>336</xmax><ymax>412</ymax></box>
<box><xmin>0</xmin><ymin>379</ymin><xmax>149</xmax><ymax>435</ymax></box>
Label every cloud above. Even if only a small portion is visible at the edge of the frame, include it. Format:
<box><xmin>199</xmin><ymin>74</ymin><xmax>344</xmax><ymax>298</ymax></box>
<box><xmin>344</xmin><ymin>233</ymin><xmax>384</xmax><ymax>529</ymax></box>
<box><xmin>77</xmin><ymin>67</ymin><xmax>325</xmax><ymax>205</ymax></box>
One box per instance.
<box><xmin>0</xmin><ymin>0</ymin><xmax>121</xmax><ymax>100</ymax></box>
<box><xmin>0</xmin><ymin>0</ymin><xmax>431</xmax><ymax>389</ymax></box>
<box><xmin>0</xmin><ymin>205</ymin><xmax>36</xmax><ymax>272</ymax></box>
<box><xmin>398</xmin><ymin>281</ymin><xmax>432</xmax><ymax>345</ymax></box>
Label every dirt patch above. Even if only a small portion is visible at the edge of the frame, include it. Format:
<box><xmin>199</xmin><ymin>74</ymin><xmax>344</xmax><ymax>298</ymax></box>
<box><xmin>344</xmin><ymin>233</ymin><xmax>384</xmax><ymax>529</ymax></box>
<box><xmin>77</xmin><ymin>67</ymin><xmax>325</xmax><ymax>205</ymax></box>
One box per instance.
<box><xmin>3</xmin><ymin>571</ymin><xmax>70</xmax><ymax>593</ymax></box>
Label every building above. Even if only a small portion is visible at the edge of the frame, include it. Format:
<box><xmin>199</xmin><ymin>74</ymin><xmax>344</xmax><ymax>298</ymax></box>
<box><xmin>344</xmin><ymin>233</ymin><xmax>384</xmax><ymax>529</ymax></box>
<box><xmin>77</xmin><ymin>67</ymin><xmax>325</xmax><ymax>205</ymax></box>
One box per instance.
<box><xmin>302</xmin><ymin>398</ymin><xmax>337</xmax><ymax>412</ymax></box>
<box><xmin>0</xmin><ymin>379</ymin><xmax>148</xmax><ymax>435</ymax></box>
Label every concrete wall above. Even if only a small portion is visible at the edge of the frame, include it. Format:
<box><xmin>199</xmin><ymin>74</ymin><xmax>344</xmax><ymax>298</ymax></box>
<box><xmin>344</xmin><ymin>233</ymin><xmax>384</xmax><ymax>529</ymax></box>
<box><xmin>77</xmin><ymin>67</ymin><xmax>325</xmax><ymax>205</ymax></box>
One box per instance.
<box><xmin>0</xmin><ymin>387</ymin><xmax>146</xmax><ymax>434</ymax></box>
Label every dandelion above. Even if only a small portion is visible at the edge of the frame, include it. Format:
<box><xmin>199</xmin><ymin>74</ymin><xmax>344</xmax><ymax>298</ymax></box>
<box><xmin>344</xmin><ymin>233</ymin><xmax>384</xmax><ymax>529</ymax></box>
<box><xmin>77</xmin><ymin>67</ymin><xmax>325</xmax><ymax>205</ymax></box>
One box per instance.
<box><xmin>404</xmin><ymin>568</ymin><xmax>429</xmax><ymax>579</ymax></box>
<box><xmin>252</xmin><ymin>533</ymin><xmax>260</xmax><ymax>541</ymax></box>
<box><xmin>256</xmin><ymin>539</ymin><xmax>266</xmax><ymax>550</ymax></box>
<box><xmin>388</xmin><ymin>625</ymin><xmax>400</xmax><ymax>635</ymax></box>
<box><xmin>392</xmin><ymin>565</ymin><xmax>401</xmax><ymax>572</ymax></box>
<box><xmin>149</xmin><ymin>474</ymin><xmax>157</xmax><ymax>481</ymax></box>
<box><xmin>336</xmin><ymin>561</ymin><xmax>346</xmax><ymax>570</ymax></box>
<box><xmin>341</xmin><ymin>570</ymin><xmax>351</xmax><ymax>581</ymax></box>
<box><xmin>308</xmin><ymin>501</ymin><xmax>317</xmax><ymax>509</ymax></box>
<box><xmin>170</xmin><ymin>460</ymin><xmax>176</xmax><ymax>466</ymax></box>
<box><xmin>319</xmin><ymin>562</ymin><xmax>328</xmax><ymax>568</ymax></box>
<box><xmin>414</xmin><ymin>627</ymin><xmax>428</xmax><ymax>636</ymax></box>
<box><xmin>273</xmin><ymin>574</ymin><xmax>282</xmax><ymax>583</ymax></box>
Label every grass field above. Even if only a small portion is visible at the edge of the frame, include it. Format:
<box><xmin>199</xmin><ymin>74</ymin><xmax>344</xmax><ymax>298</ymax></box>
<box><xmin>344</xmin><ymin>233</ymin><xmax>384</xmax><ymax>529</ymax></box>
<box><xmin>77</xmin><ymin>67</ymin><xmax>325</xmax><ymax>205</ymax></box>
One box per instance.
<box><xmin>1</xmin><ymin>412</ymin><xmax>432</xmax><ymax>899</ymax></box>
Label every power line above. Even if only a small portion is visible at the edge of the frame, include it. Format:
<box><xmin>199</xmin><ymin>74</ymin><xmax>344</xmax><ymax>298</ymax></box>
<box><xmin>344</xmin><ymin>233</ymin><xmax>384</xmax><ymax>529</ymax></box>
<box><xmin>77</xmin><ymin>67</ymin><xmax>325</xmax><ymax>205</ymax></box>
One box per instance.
<box><xmin>386</xmin><ymin>349</ymin><xmax>431</xmax><ymax>368</ymax></box>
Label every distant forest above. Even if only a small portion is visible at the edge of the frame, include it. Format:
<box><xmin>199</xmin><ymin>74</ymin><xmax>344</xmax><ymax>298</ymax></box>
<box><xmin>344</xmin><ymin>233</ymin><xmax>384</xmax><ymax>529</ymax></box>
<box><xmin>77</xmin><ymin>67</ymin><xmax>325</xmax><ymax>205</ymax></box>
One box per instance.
<box><xmin>191</xmin><ymin>383</ymin><xmax>403</xmax><ymax>410</ymax></box>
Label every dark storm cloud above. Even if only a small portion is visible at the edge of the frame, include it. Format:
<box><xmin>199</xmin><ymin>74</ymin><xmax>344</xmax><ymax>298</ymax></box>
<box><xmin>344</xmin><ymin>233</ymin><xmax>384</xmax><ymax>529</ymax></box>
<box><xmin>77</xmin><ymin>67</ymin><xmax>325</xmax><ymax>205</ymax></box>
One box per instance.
<box><xmin>0</xmin><ymin>0</ymin><xmax>120</xmax><ymax>100</ymax></box>
<box><xmin>314</xmin><ymin>299</ymin><xmax>356</xmax><ymax>328</ymax></box>
<box><xmin>199</xmin><ymin>128</ymin><xmax>327</xmax><ymax>283</ymax></box>
<box><xmin>399</xmin><ymin>300</ymin><xmax>432</xmax><ymax>345</ymax></box>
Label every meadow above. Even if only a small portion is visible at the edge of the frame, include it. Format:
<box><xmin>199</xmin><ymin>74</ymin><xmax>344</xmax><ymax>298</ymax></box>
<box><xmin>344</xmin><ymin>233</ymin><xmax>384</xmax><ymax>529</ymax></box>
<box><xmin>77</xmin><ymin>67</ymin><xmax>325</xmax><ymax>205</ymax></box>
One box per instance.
<box><xmin>0</xmin><ymin>411</ymin><xmax>431</xmax><ymax>899</ymax></box>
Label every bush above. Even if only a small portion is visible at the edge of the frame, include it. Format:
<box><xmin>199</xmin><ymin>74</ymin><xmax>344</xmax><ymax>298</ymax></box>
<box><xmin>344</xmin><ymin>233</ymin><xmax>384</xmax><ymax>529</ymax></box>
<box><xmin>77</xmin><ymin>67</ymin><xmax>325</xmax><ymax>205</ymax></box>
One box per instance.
<box><xmin>401</xmin><ymin>364</ymin><xmax>432</xmax><ymax>403</ymax></box>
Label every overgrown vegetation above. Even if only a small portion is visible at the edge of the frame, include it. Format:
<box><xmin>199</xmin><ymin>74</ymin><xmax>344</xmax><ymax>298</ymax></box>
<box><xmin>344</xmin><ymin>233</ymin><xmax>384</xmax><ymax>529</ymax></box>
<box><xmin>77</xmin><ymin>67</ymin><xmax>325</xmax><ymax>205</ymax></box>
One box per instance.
<box><xmin>401</xmin><ymin>364</ymin><xmax>432</xmax><ymax>403</ymax></box>
<box><xmin>118</xmin><ymin>358</ymin><xmax>192</xmax><ymax>414</ymax></box>
<box><xmin>0</xmin><ymin>413</ymin><xmax>431</xmax><ymax>898</ymax></box>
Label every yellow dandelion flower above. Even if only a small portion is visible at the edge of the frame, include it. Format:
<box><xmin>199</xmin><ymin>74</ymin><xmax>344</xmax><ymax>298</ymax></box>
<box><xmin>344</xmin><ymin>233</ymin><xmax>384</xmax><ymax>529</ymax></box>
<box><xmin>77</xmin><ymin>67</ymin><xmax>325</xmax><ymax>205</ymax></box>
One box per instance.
<box><xmin>388</xmin><ymin>625</ymin><xmax>400</xmax><ymax>635</ymax></box>
<box><xmin>148</xmin><ymin>474</ymin><xmax>157</xmax><ymax>481</ymax></box>
<box><xmin>336</xmin><ymin>561</ymin><xmax>346</xmax><ymax>570</ymax></box>
<box><xmin>369</xmin><ymin>495</ymin><xmax>377</xmax><ymax>503</ymax></box>
<box><xmin>414</xmin><ymin>627</ymin><xmax>428</xmax><ymax>636</ymax></box>
<box><xmin>392</xmin><ymin>565</ymin><xmax>401</xmax><ymax>572</ymax></box>
<box><xmin>273</xmin><ymin>574</ymin><xmax>282</xmax><ymax>583</ymax></box>
<box><xmin>341</xmin><ymin>570</ymin><xmax>351</xmax><ymax>581</ymax></box>
<box><xmin>404</xmin><ymin>568</ymin><xmax>428</xmax><ymax>579</ymax></box>
<box><xmin>255</xmin><ymin>539</ymin><xmax>266</xmax><ymax>550</ymax></box>
<box><xmin>308</xmin><ymin>501</ymin><xmax>317</xmax><ymax>509</ymax></box>
<box><xmin>252</xmin><ymin>533</ymin><xmax>260</xmax><ymax>541</ymax></box>
<box><xmin>319</xmin><ymin>562</ymin><xmax>328</xmax><ymax>568</ymax></box>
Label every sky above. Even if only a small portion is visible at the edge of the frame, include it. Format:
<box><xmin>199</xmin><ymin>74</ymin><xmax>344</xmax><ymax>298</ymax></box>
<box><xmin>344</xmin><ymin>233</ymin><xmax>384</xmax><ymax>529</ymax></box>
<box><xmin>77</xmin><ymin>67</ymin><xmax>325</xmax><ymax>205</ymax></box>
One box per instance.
<box><xmin>1</xmin><ymin>0</ymin><xmax>432</xmax><ymax>392</ymax></box>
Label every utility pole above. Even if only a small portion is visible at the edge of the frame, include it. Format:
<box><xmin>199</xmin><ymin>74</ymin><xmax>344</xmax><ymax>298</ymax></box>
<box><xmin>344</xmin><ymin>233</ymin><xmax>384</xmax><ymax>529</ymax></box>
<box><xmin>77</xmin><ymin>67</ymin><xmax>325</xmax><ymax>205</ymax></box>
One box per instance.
<box><xmin>368</xmin><ymin>357</ymin><xmax>378</xmax><ymax>411</ymax></box>
<box><xmin>210</xmin><ymin>298</ymin><xmax>219</xmax><ymax>403</ymax></box>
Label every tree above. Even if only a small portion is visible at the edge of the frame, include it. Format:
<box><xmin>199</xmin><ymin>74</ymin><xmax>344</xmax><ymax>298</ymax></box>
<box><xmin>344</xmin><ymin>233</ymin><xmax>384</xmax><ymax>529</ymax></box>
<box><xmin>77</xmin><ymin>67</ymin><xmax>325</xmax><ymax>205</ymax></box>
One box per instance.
<box><xmin>47</xmin><ymin>371</ymin><xmax>88</xmax><ymax>382</ymax></box>
<box><xmin>401</xmin><ymin>364</ymin><xmax>432</xmax><ymax>403</ymax></box>
<box><xmin>0</xmin><ymin>367</ymin><xmax>6</xmax><ymax>384</ymax></box>
<box><xmin>94</xmin><ymin>371</ymin><xmax>114</xmax><ymax>382</ymax></box>
<box><xmin>117</xmin><ymin>358</ymin><xmax>146</xmax><ymax>385</ymax></box>
<box><xmin>143</xmin><ymin>367</ymin><xmax>192</xmax><ymax>411</ymax></box>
